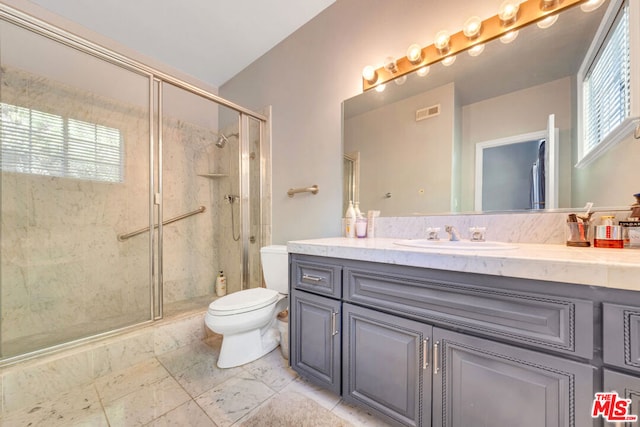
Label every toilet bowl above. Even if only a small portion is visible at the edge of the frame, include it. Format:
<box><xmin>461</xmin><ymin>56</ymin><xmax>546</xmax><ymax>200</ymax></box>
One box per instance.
<box><xmin>204</xmin><ymin>245</ymin><xmax>288</xmax><ymax>368</ymax></box>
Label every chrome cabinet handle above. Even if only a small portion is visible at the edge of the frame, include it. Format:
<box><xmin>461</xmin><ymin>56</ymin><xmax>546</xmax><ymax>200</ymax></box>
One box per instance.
<box><xmin>302</xmin><ymin>274</ymin><xmax>322</xmax><ymax>283</ymax></box>
<box><xmin>433</xmin><ymin>341</ymin><xmax>440</xmax><ymax>375</ymax></box>
<box><xmin>423</xmin><ymin>338</ymin><xmax>429</xmax><ymax>370</ymax></box>
<box><xmin>331</xmin><ymin>311</ymin><xmax>338</xmax><ymax>336</ymax></box>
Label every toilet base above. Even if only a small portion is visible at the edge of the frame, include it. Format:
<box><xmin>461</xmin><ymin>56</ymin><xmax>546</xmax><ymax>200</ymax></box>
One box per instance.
<box><xmin>217</xmin><ymin>320</ymin><xmax>281</xmax><ymax>368</ymax></box>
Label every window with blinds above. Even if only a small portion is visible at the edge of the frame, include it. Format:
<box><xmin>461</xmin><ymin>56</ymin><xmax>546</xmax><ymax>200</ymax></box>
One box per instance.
<box><xmin>581</xmin><ymin>1</ymin><xmax>632</xmax><ymax>162</ymax></box>
<box><xmin>0</xmin><ymin>102</ymin><xmax>123</xmax><ymax>183</ymax></box>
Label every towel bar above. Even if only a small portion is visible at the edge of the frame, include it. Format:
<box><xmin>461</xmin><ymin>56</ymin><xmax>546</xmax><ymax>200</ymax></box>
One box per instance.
<box><xmin>287</xmin><ymin>185</ymin><xmax>319</xmax><ymax>198</ymax></box>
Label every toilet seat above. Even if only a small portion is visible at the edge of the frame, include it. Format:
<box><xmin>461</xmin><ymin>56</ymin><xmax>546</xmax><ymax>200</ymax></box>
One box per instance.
<box><xmin>208</xmin><ymin>287</ymin><xmax>279</xmax><ymax>316</ymax></box>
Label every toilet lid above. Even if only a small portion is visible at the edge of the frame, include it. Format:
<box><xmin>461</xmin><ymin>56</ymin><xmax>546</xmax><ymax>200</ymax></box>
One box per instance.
<box><xmin>208</xmin><ymin>287</ymin><xmax>279</xmax><ymax>315</ymax></box>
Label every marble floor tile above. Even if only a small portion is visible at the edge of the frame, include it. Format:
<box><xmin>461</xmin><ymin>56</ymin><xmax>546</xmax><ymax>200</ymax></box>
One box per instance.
<box><xmin>94</xmin><ymin>358</ymin><xmax>171</xmax><ymax>404</ymax></box>
<box><xmin>0</xmin><ymin>340</ymin><xmax>390</xmax><ymax>427</ymax></box>
<box><xmin>170</xmin><ymin>357</ymin><xmax>243</xmax><ymax>398</ymax></box>
<box><xmin>241</xmin><ymin>348</ymin><xmax>298</xmax><ymax>391</ymax></box>
<box><xmin>195</xmin><ymin>371</ymin><xmax>275</xmax><ymax>427</ymax></box>
<box><xmin>0</xmin><ymin>384</ymin><xmax>108</xmax><ymax>427</ymax></box>
<box><xmin>331</xmin><ymin>400</ymin><xmax>393</xmax><ymax>427</ymax></box>
<box><xmin>102</xmin><ymin>375</ymin><xmax>191</xmax><ymax>426</ymax></box>
<box><xmin>145</xmin><ymin>400</ymin><xmax>216</xmax><ymax>427</ymax></box>
<box><xmin>280</xmin><ymin>376</ymin><xmax>341</xmax><ymax>411</ymax></box>
<box><xmin>237</xmin><ymin>390</ymin><xmax>353</xmax><ymax>427</ymax></box>
<box><xmin>156</xmin><ymin>336</ymin><xmax>221</xmax><ymax>376</ymax></box>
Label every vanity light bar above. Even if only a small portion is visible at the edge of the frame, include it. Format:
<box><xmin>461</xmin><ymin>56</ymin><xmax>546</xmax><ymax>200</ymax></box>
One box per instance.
<box><xmin>362</xmin><ymin>0</ymin><xmax>594</xmax><ymax>91</ymax></box>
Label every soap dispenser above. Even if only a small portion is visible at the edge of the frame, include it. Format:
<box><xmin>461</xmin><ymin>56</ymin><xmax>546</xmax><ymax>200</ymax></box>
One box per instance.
<box><xmin>345</xmin><ymin>201</ymin><xmax>356</xmax><ymax>238</ymax></box>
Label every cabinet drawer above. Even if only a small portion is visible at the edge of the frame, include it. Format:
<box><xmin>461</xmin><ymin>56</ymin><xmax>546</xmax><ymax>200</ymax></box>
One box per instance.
<box><xmin>345</xmin><ymin>266</ymin><xmax>593</xmax><ymax>358</ymax></box>
<box><xmin>603</xmin><ymin>303</ymin><xmax>640</xmax><ymax>374</ymax></box>
<box><xmin>291</xmin><ymin>258</ymin><xmax>342</xmax><ymax>298</ymax></box>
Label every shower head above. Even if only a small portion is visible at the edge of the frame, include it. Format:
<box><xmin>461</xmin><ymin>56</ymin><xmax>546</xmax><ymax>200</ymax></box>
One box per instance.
<box><xmin>215</xmin><ymin>133</ymin><xmax>229</xmax><ymax>148</ymax></box>
<box><xmin>215</xmin><ymin>132</ymin><xmax>239</xmax><ymax>148</ymax></box>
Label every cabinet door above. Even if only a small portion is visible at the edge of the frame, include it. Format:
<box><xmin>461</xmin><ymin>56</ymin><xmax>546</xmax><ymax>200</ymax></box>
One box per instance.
<box><xmin>432</xmin><ymin>328</ymin><xmax>595</xmax><ymax>427</ymax></box>
<box><xmin>343</xmin><ymin>303</ymin><xmax>432</xmax><ymax>427</ymax></box>
<box><xmin>603</xmin><ymin>369</ymin><xmax>640</xmax><ymax>425</ymax></box>
<box><xmin>290</xmin><ymin>290</ymin><xmax>341</xmax><ymax>394</ymax></box>
<box><xmin>603</xmin><ymin>303</ymin><xmax>640</xmax><ymax>375</ymax></box>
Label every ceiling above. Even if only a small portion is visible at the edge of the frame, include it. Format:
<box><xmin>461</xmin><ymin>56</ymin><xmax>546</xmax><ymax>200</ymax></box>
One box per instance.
<box><xmin>26</xmin><ymin>0</ymin><xmax>336</xmax><ymax>88</ymax></box>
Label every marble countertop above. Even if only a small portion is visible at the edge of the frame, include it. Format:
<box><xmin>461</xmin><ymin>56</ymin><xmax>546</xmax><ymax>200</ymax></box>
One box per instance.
<box><xmin>287</xmin><ymin>237</ymin><xmax>640</xmax><ymax>291</ymax></box>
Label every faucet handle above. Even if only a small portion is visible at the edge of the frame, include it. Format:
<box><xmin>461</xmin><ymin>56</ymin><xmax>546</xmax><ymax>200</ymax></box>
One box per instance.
<box><xmin>469</xmin><ymin>226</ymin><xmax>486</xmax><ymax>242</ymax></box>
<box><xmin>426</xmin><ymin>227</ymin><xmax>440</xmax><ymax>240</ymax></box>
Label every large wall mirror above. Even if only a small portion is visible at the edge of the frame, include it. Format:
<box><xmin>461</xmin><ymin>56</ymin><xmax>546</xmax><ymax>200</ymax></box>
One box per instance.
<box><xmin>343</xmin><ymin>1</ymin><xmax>638</xmax><ymax>217</ymax></box>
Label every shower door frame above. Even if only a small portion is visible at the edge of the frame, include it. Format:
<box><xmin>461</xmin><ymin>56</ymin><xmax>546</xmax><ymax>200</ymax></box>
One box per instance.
<box><xmin>0</xmin><ymin>2</ymin><xmax>269</xmax><ymax>362</ymax></box>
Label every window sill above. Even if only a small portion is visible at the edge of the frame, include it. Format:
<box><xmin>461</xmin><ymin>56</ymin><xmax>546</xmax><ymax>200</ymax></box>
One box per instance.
<box><xmin>575</xmin><ymin>117</ymin><xmax>639</xmax><ymax>168</ymax></box>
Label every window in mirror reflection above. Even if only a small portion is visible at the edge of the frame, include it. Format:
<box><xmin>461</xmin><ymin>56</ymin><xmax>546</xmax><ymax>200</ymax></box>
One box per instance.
<box><xmin>0</xmin><ymin>102</ymin><xmax>124</xmax><ymax>183</ymax></box>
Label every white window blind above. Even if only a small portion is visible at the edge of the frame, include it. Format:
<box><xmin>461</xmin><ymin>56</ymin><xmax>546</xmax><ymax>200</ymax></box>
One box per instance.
<box><xmin>583</xmin><ymin>3</ymin><xmax>631</xmax><ymax>153</ymax></box>
<box><xmin>0</xmin><ymin>102</ymin><xmax>123</xmax><ymax>183</ymax></box>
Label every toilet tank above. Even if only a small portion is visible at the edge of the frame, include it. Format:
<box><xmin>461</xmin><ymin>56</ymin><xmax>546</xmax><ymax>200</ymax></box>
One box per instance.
<box><xmin>260</xmin><ymin>245</ymin><xmax>289</xmax><ymax>294</ymax></box>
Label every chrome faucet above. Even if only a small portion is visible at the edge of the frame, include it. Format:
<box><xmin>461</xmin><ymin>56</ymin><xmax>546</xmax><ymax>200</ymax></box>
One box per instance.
<box><xmin>444</xmin><ymin>225</ymin><xmax>461</xmax><ymax>241</ymax></box>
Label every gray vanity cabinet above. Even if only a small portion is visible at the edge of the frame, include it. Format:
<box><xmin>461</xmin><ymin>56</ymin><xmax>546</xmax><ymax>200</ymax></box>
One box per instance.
<box><xmin>342</xmin><ymin>302</ymin><xmax>432</xmax><ymax>427</ymax></box>
<box><xmin>432</xmin><ymin>328</ymin><xmax>594</xmax><ymax>427</ymax></box>
<box><xmin>289</xmin><ymin>257</ymin><xmax>343</xmax><ymax>394</ymax></box>
<box><xmin>289</xmin><ymin>254</ymin><xmax>602</xmax><ymax>427</ymax></box>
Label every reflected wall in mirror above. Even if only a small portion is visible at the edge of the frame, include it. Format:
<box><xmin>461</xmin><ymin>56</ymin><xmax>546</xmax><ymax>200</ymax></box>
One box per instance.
<box><xmin>343</xmin><ymin>1</ymin><xmax>639</xmax><ymax>217</ymax></box>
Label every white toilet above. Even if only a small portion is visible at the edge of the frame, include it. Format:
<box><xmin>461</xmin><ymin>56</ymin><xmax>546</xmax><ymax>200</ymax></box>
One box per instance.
<box><xmin>205</xmin><ymin>245</ymin><xmax>288</xmax><ymax>368</ymax></box>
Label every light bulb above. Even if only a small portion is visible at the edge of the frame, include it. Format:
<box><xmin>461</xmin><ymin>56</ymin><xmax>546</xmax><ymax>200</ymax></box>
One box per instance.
<box><xmin>375</xmin><ymin>84</ymin><xmax>386</xmax><ymax>93</ymax></box>
<box><xmin>540</xmin><ymin>0</ymin><xmax>559</xmax><ymax>10</ymax></box>
<box><xmin>537</xmin><ymin>14</ymin><xmax>558</xmax><ymax>29</ymax></box>
<box><xmin>442</xmin><ymin>55</ymin><xmax>456</xmax><ymax>67</ymax></box>
<box><xmin>580</xmin><ymin>0</ymin><xmax>605</xmax><ymax>12</ymax></box>
<box><xmin>362</xmin><ymin>65</ymin><xmax>378</xmax><ymax>84</ymax></box>
<box><xmin>417</xmin><ymin>66</ymin><xmax>430</xmax><ymax>77</ymax></box>
<box><xmin>498</xmin><ymin>0</ymin><xmax>520</xmax><ymax>26</ymax></box>
<box><xmin>384</xmin><ymin>56</ymin><xmax>398</xmax><ymax>73</ymax></box>
<box><xmin>406</xmin><ymin>44</ymin><xmax>423</xmax><ymax>64</ymax></box>
<box><xmin>434</xmin><ymin>30</ymin><xmax>451</xmax><ymax>54</ymax></box>
<box><xmin>463</xmin><ymin>16</ymin><xmax>483</xmax><ymax>39</ymax></box>
<box><xmin>500</xmin><ymin>30</ymin><xmax>519</xmax><ymax>44</ymax></box>
<box><xmin>394</xmin><ymin>75</ymin><xmax>407</xmax><ymax>86</ymax></box>
<box><xmin>468</xmin><ymin>44</ymin><xmax>485</xmax><ymax>57</ymax></box>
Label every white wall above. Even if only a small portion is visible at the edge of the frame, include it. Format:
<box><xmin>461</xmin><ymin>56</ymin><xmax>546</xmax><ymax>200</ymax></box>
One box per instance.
<box><xmin>220</xmin><ymin>0</ymin><xmax>502</xmax><ymax>244</ymax></box>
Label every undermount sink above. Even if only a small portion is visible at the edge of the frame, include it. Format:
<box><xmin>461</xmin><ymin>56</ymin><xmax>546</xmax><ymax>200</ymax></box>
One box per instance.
<box><xmin>394</xmin><ymin>239</ymin><xmax>518</xmax><ymax>251</ymax></box>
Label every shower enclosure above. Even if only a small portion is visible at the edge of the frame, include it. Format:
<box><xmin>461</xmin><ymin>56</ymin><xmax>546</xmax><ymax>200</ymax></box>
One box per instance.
<box><xmin>0</xmin><ymin>5</ymin><xmax>269</xmax><ymax>362</ymax></box>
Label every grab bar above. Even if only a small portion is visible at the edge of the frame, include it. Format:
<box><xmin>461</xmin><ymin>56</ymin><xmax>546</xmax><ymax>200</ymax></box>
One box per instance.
<box><xmin>287</xmin><ymin>185</ymin><xmax>319</xmax><ymax>198</ymax></box>
<box><xmin>118</xmin><ymin>206</ymin><xmax>206</xmax><ymax>241</ymax></box>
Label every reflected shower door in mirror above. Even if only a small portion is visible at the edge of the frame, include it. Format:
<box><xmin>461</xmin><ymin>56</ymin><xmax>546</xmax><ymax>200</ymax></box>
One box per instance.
<box><xmin>475</xmin><ymin>114</ymin><xmax>559</xmax><ymax>212</ymax></box>
<box><xmin>0</xmin><ymin>18</ymin><xmax>152</xmax><ymax>358</ymax></box>
<box><xmin>343</xmin><ymin>1</ymin><xmax>637</xmax><ymax>216</ymax></box>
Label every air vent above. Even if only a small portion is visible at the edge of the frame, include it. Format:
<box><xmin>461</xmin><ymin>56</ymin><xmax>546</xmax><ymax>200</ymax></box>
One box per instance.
<box><xmin>415</xmin><ymin>104</ymin><xmax>441</xmax><ymax>121</ymax></box>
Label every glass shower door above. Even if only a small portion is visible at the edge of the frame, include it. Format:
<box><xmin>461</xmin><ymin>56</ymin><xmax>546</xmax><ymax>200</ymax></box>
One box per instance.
<box><xmin>0</xmin><ymin>18</ymin><xmax>153</xmax><ymax>360</ymax></box>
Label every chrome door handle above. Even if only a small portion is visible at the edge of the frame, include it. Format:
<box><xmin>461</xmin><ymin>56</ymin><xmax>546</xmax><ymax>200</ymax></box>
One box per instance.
<box><xmin>331</xmin><ymin>311</ymin><xmax>338</xmax><ymax>336</ymax></box>
<box><xmin>423</xmin><ymin>338</ymin><xmax>429</xmax><ymax>370</ymax></box>
<box><xmin>302</xmin><ymin>274</ymin><xmax>322</xmax><ymax>283</ymax></box>
<box><xmin>433</xmin><ymin>341</ymin><xmax>440</xmax><ymax>375</ymax></box>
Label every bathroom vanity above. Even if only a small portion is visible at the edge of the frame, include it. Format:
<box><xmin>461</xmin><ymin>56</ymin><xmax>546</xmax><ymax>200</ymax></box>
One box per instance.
<box><xmin>287</xmin><ymin>237</ymin><xmax>640</xmax><ymax>427</ymax></box>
